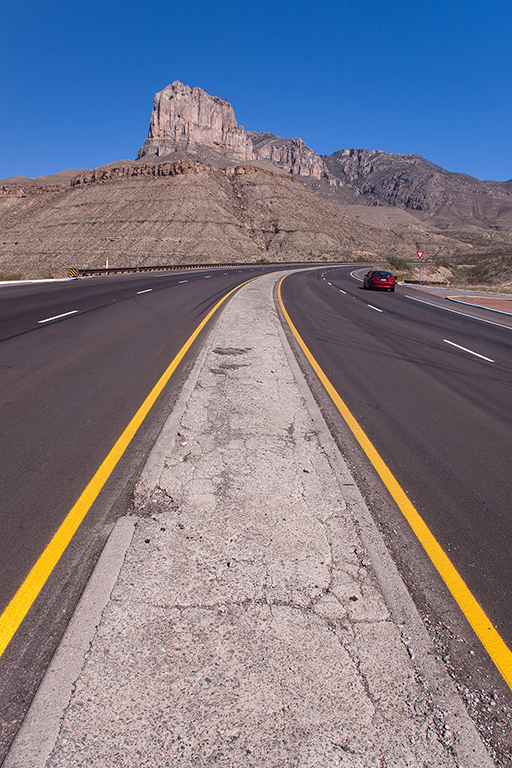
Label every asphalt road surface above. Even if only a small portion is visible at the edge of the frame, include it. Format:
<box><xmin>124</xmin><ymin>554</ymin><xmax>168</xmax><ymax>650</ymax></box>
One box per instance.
<box><xmin>280</xmin><ymin>266</ymin><xmax>512</xmax><ymax>665</ymax></box>
<box><xmin>0</xmin><ymin>265</ymin><xmax>282</xmax><ymax>760</ymax></box>
<box><xmin>2</xmin><ymin>263</ymin><xmax>511</xmax><ymax>760</ymax></box>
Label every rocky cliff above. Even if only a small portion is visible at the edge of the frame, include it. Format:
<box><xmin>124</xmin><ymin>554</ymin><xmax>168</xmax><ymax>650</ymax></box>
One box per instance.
<box><xmin>248</xmin><ymin>132</ymin><xmax>327</xmax><ymax>180</ymax></box>
<box><xmin>137</xmin><ymin>82</ymin><xmax>327</xmax><ymax>180</ymax></box>
<box><xmin>138</xmin><ymin>82</ymin><xmax>254</xmax><ymax>161</ymax></box>
<box><xmin>136</xmin><ymin>82</ymin><xmax>512</xmax><ymax>243</ymax></box>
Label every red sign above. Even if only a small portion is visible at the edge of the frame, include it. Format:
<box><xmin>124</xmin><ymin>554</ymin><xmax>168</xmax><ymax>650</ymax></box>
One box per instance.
<box><xmin>416</xmin><ymin>250</ymin><xmax>424</xmax><ymax>260</ymax></box>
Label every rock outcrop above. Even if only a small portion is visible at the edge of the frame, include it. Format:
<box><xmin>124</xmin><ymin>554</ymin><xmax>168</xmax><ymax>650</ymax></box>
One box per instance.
<box><xmin>70</xmin><ymin>159</ymin><xmax>300</xmax><ymax>189</ymax></box>
<box><xmin>138</xmin><ymin>82</ymin><xmax>254</xmax><ymax>161</ymax></box>
<box><xmin>248</xmin><ymin>132</ymin><xmax>327</xmax><ymax>180</ymax></box>
<box><xmin>137</xmin><ymin>82</ymin><xmax>327</xmax><ymax>180</ymax></box>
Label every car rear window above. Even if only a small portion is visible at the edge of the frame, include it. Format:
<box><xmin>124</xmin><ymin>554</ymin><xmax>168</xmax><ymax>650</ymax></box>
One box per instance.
<box><xmin>373</xmin><ymin>271</ymin><xmax>392</xmax><ymax>276</ymax></box>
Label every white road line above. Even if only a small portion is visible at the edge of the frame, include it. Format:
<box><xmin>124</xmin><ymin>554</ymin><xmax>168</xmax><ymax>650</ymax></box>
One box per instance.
<box><xmin>223</xmin><ymin>272</ymin><xmax>229</xmax><ymax>274</ymax></box>
<box><xmin>178</xmin><ymin>280</ymin><xmax>188</xmax><ymax>283</ymax></box>
<box><xmin>204</xmin><ymin>275</ymin><xmax>211</xmax><ymax>278</ymax></box>
<box><xmin>339</xmin><ymin>289</ymin><xmax>347</xmax><ymax>295</ymax></box>
<box><xmin>405</xmin><ymin>294</ymin><xmax>512</xmax><ymax>331</ymax></box>
<box><xmin>367</xmin><ymin>304</ymin><xmax>383</xmax><ymax>313</ymax></box>
<box><xmin>443</xmin><ymin>339</ymin><xmax>495</xmax><ymax>362</ymax></box>
<box><xmin>327</xmin><ymin>282</ymin><xmax>332</xmax><ymax>285</ymax></box>
<box><xmin>350</xmin><ymin>270</ymin><xmax>364</xmax><ymax>282</ymax></box>
<box><xmin>136</xmin><ymin>289</ymin><xmax>152</xmax><ymax>294</ymax></box>
<box><xmin>38</xmin><ymin>310</ymin><xmax>79</xmax><ymax>324</ymax></box>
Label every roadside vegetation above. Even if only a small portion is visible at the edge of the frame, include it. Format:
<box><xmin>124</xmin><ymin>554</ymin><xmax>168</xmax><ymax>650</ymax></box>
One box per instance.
<box><xmin>434</xmin><ymin>252</ymin><xmax>512</xmax><ymax>293</ymax></box>
<box><xmin>386</xmin><ymin>255</ymin><xmax>412</xmax><ymax>280</ymax></box>
<box><xmin>385</xmin><ymin>252</ymin><xmax>512</xmax><ymax>293</ymax></box>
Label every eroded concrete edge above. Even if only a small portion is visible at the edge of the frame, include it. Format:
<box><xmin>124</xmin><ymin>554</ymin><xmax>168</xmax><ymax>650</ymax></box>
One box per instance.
<box><xmin>3</xmin><ymin>517</ymin><xmax>135</xmax><ymax>768</ymax></box>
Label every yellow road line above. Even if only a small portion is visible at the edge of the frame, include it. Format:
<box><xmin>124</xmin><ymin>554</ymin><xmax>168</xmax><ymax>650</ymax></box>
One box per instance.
<box><xmin>278</xmin><ymin>275</ymin><xmax>512</xmax><ymax>690</ymax></box>
<box><xmin>0</xmin><ymin>279</ymin><xmax>252</xmax><ymax>658</ymax></box>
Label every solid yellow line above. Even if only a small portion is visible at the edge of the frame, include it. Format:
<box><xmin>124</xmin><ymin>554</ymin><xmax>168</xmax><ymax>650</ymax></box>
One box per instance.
<box><xmin>0</xmin><ymin>278</ymin><xmax>253</xmax><ymax>658</ymax></box>
<box><xmin>278</xmin><ymin>275</ymin><xmax>512</xmax><ymax>690</ymax></box>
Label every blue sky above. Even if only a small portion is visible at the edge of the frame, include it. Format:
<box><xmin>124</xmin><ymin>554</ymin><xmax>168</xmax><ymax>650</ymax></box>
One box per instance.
<box><xmin>1</xmin><ymin>0</ymin><xmax>511</xmax><ymax>181</ymax></box>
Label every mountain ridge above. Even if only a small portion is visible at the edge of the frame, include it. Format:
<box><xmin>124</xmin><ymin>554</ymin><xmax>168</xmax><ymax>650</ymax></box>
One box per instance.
<box><xmin>0</xmin><ymin>154</ymin><xmax>475</xmax><ymax>277</ymax></box>
<box><xmin>1</xmin><ymin>81</ymin><xmax>512</xmax><ymax>278</ymax></box>
<box><xmin>133</xmin><ymin>81</ymin><xmax>512</xmax><ymax>243</ymax></box>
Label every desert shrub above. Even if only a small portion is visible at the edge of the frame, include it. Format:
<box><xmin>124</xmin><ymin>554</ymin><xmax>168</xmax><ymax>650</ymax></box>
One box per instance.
<box><xmin>387</xmin><ymin>255</ymin><xmax>410</xmax><ymax>271</ymax></box>
<box><xmin>447</xmin><ymin>253</ymin><xmax>512</xmax><ymax>287</ymax></box>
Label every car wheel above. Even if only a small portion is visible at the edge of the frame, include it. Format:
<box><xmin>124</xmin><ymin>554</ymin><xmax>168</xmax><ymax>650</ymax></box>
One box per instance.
<box><xmin>390</xmin><ymin>286</ymin><xmax>395</xmax><ymax>292</ymax></box>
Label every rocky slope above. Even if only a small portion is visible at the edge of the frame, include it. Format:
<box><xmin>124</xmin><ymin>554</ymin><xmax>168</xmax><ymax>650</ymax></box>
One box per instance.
<box><xmin>0</xmin><ymin>158</ymin><xmax>471</xmax><ymax>277</ymax></box>
<box><xmin>319</xmin><ymin>149</ymin><xmax>512</xmax><ymax>236</ymax></box>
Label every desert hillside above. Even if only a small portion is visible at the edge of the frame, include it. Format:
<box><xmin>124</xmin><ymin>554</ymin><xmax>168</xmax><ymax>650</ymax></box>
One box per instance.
<box><xmin>0</xmin><ymin>159</ymin><xmax>475</xmax><ymax>278</ymax></box>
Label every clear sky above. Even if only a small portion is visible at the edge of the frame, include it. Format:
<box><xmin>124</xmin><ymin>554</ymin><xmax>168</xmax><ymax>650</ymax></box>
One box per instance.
<box><xmin>1</xmin><ymin>0</ymin><xmax>511</xmax><ymax>181</ymax></box>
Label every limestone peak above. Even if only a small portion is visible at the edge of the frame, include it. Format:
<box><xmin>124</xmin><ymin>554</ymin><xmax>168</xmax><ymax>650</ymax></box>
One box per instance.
<box><xmin>137</xmin><ymin>82</ymin><xmax>327</xmax><ymax>179</ymax></box>
<box><xmin>138</xmin><ymin>81</ymin><xmax>254</xmax><ymax>161</ymax></box>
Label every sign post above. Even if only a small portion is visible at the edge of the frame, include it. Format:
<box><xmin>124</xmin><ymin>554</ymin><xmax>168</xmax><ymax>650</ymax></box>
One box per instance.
<box><xmin>416</xmin><ymin>251</ymin><xmax>424</xmax><ymax>285</ymax></box>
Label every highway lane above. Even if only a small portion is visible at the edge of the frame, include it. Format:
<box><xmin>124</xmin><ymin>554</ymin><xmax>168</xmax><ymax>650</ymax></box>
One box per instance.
<box><xmin>280</xmin><ymin>266</ymin><xmax>512</xmax><ymax>656</ymax></box>
<box><xmin>0</xmin><ymin>267</ymin><xmax>275</xmax><ymax>614</ymax></box>
<box><xmin>0</xmin><ymin>265</ymin><xmax>277</xmax><ymax>759</ymax></box>
<box><xmin>0</xmin><ymin>266</ymin><xmax>278</xmax><ymax>341</ymax></box>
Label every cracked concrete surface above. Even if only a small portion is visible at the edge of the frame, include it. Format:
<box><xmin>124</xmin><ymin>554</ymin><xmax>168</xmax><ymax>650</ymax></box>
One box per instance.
<box><xmin>10</xmin><ymin>273</ymin><xmax>494</xmax><ymax>767</ymax></box>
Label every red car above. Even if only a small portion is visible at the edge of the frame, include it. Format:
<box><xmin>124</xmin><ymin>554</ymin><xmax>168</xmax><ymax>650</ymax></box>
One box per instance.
<box><xmin>363</xmin><ymin>269</ymin><xmax>396</xmax><ymax>292</ymax></box>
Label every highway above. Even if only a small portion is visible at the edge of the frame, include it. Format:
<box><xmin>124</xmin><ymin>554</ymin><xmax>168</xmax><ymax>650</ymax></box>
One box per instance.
<box><xmin>0</xmin><ymin>268</ymin><xmax>277</xmax><ymax>615</ymax></box>
<box><xmin>280</xmin><ymin>266</ymin><xmax>512</xmax><ymax>663</ymax></box>
<box><xmin>0</xmin><ymin>265</ymin><xmax>279</xmax><ymax>759</ymax></box>
<box><xmin>2</xmin><ymin>262</ymin><xmax>511</xmax><ymax>757</ymax></box>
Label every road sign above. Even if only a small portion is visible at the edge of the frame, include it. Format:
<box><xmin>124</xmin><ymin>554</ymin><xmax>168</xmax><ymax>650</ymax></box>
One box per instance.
<box><xmin>416</xmin><ymin>250</ymin><xmax>424</xmax><ymax>260</ymax></box>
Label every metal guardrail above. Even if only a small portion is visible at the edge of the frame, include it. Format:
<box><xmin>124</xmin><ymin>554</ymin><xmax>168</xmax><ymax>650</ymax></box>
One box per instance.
<box><xmin>69</xmin><ymin>262</ymin><xmax>320</xmax><ymax>277</ymax></box>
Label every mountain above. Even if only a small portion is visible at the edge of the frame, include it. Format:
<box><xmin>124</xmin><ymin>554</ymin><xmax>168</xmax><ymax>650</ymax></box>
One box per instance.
<box><xmin>1</xmin><ymin>81</ymin><xmax>510</xmax><ymax>278</ymax></box>
<box><xmin>317</xmin><ymin>149</ymin><xmax>512</xmax><ymax>239</ymax></box>
<box><xmin>137</xmin><ymin>82</ymin><xmax>512</xmax><ymax>248</ymax></box>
